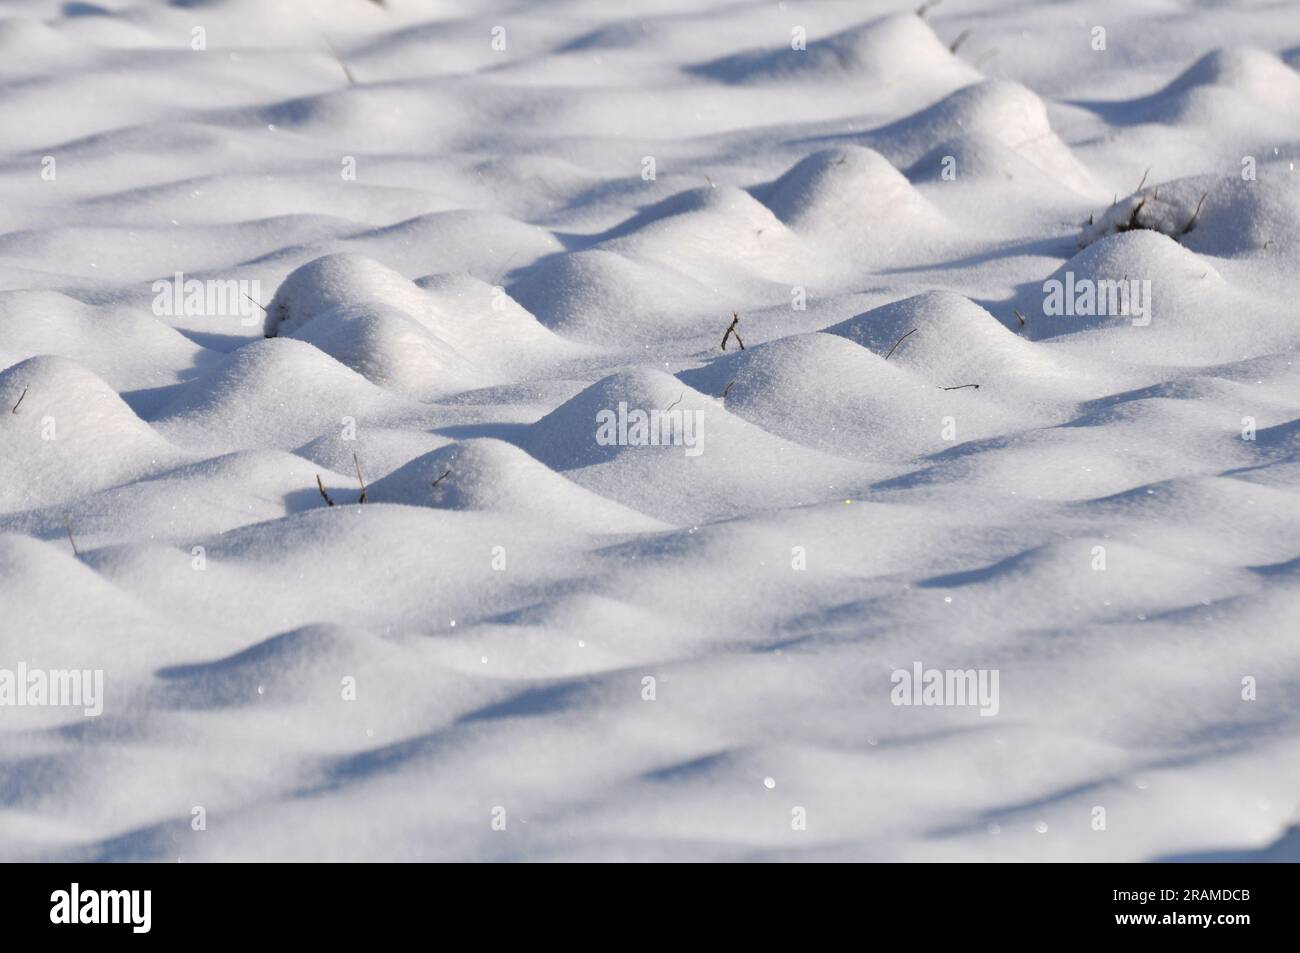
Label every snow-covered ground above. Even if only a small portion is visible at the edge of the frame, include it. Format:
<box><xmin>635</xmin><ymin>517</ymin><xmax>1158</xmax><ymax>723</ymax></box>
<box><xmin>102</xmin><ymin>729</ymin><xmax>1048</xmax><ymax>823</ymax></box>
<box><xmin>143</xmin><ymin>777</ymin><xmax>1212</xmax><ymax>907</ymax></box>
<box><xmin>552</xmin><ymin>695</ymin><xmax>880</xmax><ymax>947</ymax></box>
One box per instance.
<box><xmin>1</xmin><ymin>0</ymin><xmax>1299</xmax><ymax>862</ymax></box>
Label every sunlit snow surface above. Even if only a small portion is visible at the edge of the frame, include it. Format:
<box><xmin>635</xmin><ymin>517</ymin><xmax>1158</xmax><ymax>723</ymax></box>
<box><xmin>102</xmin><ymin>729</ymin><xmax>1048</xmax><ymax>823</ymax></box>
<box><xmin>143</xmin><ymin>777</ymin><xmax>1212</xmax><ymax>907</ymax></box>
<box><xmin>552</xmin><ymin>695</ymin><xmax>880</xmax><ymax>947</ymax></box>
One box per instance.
<box><xmin>1</xmin><ymin>0</ymin><xmax>1299</xmax><ymax>861</ymax></box>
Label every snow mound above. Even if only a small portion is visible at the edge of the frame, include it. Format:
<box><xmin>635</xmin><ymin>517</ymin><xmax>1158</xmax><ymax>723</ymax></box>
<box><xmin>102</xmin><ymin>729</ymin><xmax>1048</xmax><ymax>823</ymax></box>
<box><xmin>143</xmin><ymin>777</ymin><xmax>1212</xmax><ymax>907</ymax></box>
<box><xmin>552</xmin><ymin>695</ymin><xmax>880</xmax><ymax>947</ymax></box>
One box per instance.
<box><xmin>0</xmin><ymin>533</ymin><xmax>168</xmax><ymax>677</ymax></box>
<box><xmin>1079</xmin><ymin>175</ymin><xmax>1217</xmax><ymax>248</ymax></box>
<box><xmin>297</xmin><ymin>428</ymin><xmax>452</xmax><ymax>482</ymax></box>
<box><xmin>250</xmin><ymin>86</ymin><xmax>469</xmax><ymax>152</ymax></box>
<box><xmin>1188</xmin><ymin>166</ymin><xmax>1300</xmax><ymax>257</ymax></box>
<box><xmin>1145</xmin><ymin>47</ymin><xmax>1300</xmax><ymax>123</ymax></box>
<box><xmin>264</xmin><ymin>253</ymin><xmax>432</xmax><ymax>338</ymax></box>
<box><xmin>690</xmin><ymin>13</ymin><xmax>979</xmax><ymax>92</ymax></box>
<box><xmin>268</xmin><ymin>253</ymin><xmax>573</xmax><ymax>383</ymax></box>
<box><xmin>1175</xmin><ymin>46</ymin><xmax>1300</xmax><ymax>95</ymax></box>
<box><xmin>0</xmin><ymin>290</ymin><xmax>207</xmax><ymax>391</ymax></box>
<box><xmin>287</xmin><ymin>303</ymin><xmax>480</xmax><ymax>400</ymax></box>
<box><xmin>679</xmin><ymin>331</ymin><xmax>991</xmax><ymax>460</ymax></box>
<box><xmin>825</xmin><ymin>291</ymin><xmax>1071</xmax><ymax>393</ymax></box>
<box><xmin>413</xmin><ymin>272</ymin><xmax>588</xmax><ymax>372</ymax></box>
<box><xmin>509</xmin><ymin>249</ymin><xmax>716</xmax><ymax>344</ymax></box>
<box><xmin>0</xmin><ymin>17</ymin><xmax>80</xmax><ymax>70</ymax></box>
<box><xmin>918</xmin><ymin>538</ymin><xmax>1248</xmax><ymax>621</ymax></box>
<box><xmin>0</xmin><ymin>356</ymin><xmax>186</xmax><ymax>512</ymax></box>
<box><xmin>346</xmin><ymin>209</ymin><xmax>565</xmax><ymax>280</ymax></box>
<box><xmin>511</xmin><ymin>186</ymin><xmax>826</xmax><ymax>319</ymax></box>
<box><xmin>757</xmin><ymin>146</ymin><xmax>947</xmax><ymax>252</ymax></box>
<box><xmin>151</xmin><ymin>338</ymin><xmax>409</xmax><ymax>452</ymax></box>
<box><xmin>602</xmin><ymin>186</ymin><xmax>779</xmax><ymax>240</ymax></box>
<box><xmin>521</xmin><ymin>368</ymin><xmax>870</xmax><ymax>524</ymax></box>
<box><xmin>905</xmin><ymin>132</ymin><xmax>1074</xmax><ymax>193</ymax></box>
<box><xmin>1081</xmin><ymin>167</ymin><xmax>1300</xmax><ymax>257</ymax></box>
<box><xmin>368</xmin><ymin>438</ymin><xmax>666</xmax><ymax>533</ymax></box>
<box><xmin>9</xmin><ymin>450</ymin><xmax>354</xmax><ymax>545</ymax></box>
<box><xmin>1018</xmin><ymin>230</ymin><xmax>1295</xmax><ymax>363</ymax></box>
<box><xmin>156</xmin><ymin>623</ymin><xmax>391</xmax><ymax>709</ymax></box>
<box><xmin>1021</xmin><ymin>230</ymin><xmax>1227</xmax><ymax>345</ymax></box>
<box><xmin>871</xmin><ymin>80</ymin><xmax>1098</xmax><ymax>196</ymax></box>
<box><xmin>600</xmin><ymin>186</ymin><xmax>814</xmax><ymax>283</ymax></box>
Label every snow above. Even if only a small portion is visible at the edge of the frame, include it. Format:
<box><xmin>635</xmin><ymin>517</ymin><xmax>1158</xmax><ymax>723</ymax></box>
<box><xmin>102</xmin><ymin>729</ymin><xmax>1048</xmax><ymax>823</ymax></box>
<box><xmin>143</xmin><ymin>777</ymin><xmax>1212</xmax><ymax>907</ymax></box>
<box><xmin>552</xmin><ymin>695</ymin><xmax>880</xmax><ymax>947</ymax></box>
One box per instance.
<box><xmin>1</xmin><ymin>0</ymin><xmax>1299</xmax><ymax>862</ymax></box>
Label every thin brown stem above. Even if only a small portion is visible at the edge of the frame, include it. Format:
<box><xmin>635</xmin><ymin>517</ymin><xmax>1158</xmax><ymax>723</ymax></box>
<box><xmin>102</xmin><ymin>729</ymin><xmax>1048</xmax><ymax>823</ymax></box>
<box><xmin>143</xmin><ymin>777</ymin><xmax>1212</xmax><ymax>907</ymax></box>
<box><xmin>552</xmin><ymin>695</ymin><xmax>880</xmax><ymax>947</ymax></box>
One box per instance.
<box><xmin>721</xmin><ymin>312</ymin><xmax>744</xmax><ymax>351</ymax></box>
<box><xmin>1120</xmin><ymin>195</ymin><xmax>1148</xmax><ymax>231</ymax></box>
<box><xmin>353</xmin><ymin>453</ymin><xmax>368</xmax><ymax>504</ymax></box>
<box><xmin>1179</xmin><ymin>191</ymin><xmax>1209</xmax><ymax>236</ymax></box>
<box><xmin>885</xmin><ymin>327</ymin><xmax>917</xmax><ymax>360</ymax></box>
<box><xmin>324</xmin><ymin>38</ymin><xmax>356</xmax><ymax>85</ymax></box>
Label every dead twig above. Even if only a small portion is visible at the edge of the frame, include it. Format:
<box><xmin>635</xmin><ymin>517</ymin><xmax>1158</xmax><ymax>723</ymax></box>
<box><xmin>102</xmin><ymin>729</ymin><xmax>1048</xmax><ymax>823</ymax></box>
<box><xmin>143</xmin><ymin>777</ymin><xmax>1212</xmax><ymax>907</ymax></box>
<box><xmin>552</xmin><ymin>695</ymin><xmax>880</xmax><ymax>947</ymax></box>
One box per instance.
<box><xmin>940</xmin><ymin>383</ymin><xmax>981</xmax><ymax>391</ymax></box>
<box><xmin>665</xmin><ymin>392</ymin><xmax>684</xmax><ymax>412</ymax></box>
<box><xmin>885</xmin><ymin>327</ymin><xmax>917</xmax><ymax>360</ymax></box>
<box><xmin>916</xmin><ymin>0</ymin><xmax>942</xmax><ymax>18</ymax></box>
<box><xmin>324</xmin><ymin>38</ymin><xmax>356</xmax><ymax>86</ymax></box>
<box><xmin>64</xmin><ymin>515</ymin><xmax>78</xmax><ymax>556</ymax></box>
<box><xmin>353</xmin><ymin>452</ymin><xmax>368</xmax><ymax>504</ymax></box>
<box><xmin>721</xmin><ymin>380</ymin><xmax>736</xmax><ymax>400</ymax></box>
<box><xmin>721</xmin><ymin>312</ymin><xmax>744</xmax><ymax>351</ymax></box>
<box><xmin>1135</xmin><ymin>166</ymin><xmax>1151</xmax><ymax>193</ymax></box>
<box><xmin>316</xmin><ymin>475</ymin><xmax>335</xmax><ymax>507</ymax></box>
<box><xmin>1178</xmin><ymin>191</ymin><xmax>1209</xmax><ymax>237</ymax></box>
<box><xmin>1120</xmin><ymin>195</ymin><xmax>1148</xmax><ymax>232</ymax></box>
<box><xmin>11</xmin><ymin>385</ymin><xmax>28</xmax><ymax>414</ymax></box>
<box><xmin>1014</xmin><ymin>309</ymin><xmax>1026</xmax><ymax>328</ymax></box>
<box><xmin>431</xmin><ymin>468</ymin><xmax>451</xmax><ymax>490</ymax></box>
<box><xmin>949</xmin><ymin>29</ymin><xmax>972</xmax><ymax>54</ymax></box>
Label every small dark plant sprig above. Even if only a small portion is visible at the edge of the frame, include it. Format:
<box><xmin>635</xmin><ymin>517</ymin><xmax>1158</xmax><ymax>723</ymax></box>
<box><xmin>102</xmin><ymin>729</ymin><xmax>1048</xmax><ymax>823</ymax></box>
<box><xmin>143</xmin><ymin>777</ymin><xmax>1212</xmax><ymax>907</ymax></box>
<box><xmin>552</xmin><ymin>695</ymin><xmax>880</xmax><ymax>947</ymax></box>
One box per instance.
<box><xmin>885</xmin><ymin>327</ymin><xmax>917</xmax><ymax>360</ymax></box>
<box><xmin>353</xmin><ymin>453</ymin><xmax>368</xmax><ymax>504</ymax></box>
<box><xmin>324</xmin><ymin>38</ymin><xmax>357</xmax><ymax>86</ymax></box>
<box><xmin>64</xmin><ymin>515</ymin><xmax>79</xmax><ymax>556</ymax></box>
<box><xmin>1178</xmin><ymin>191</ymin><xmax>1210</xmax><ymax>237</ymax></box>
<box><xmin>721</xmin><ymin>312</ymin><xmax>744</xmax><ymax>351</ymax></box>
